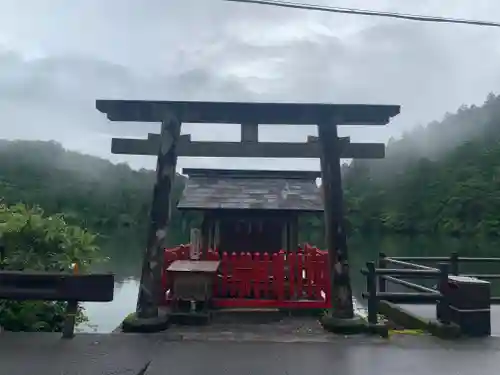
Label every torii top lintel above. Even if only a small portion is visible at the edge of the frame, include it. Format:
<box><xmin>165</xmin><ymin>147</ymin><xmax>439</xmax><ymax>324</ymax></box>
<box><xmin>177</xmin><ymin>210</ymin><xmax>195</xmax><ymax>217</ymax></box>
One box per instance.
<box><xmin>95</xmin><ymin>100</ymin><xmax>400</xmax><ymax>125</ymax></box>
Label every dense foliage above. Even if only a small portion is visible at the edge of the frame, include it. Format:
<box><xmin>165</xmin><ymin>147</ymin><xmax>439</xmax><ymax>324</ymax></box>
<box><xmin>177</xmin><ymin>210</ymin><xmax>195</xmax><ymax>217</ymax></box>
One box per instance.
<box><xmin>343</xmin><ymin>92</ymin><xmax>500</xmax><ymax>237</ymax></box>
<box><xmin>0</xmin><ymin>142</ymin><xmax>191</xmax><ymax>331</ymax></box>
<box><xmin>0</xmin><ymin>203</ymin><xmax>102</xmax><ymax>331</ymax></box>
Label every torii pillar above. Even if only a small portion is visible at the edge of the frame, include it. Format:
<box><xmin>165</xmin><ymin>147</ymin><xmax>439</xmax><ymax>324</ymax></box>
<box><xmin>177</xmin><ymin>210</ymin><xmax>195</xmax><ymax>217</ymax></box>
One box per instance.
<box><xmin>126</xmin><ymin>111</ymin><xmax>181</xmax><ymax>332</ymax></box>
<box><xmin>317</xmin><ymin>118</ymin><xmax>365</xmax><ymax>333</ymax></box>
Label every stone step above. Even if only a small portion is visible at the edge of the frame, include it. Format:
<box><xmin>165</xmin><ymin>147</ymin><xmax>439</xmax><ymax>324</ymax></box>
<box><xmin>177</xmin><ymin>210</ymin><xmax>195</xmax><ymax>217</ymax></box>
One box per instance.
<box><xmin>211</xmin><ymin>308</ymin><xmax>286</xmax><ymax>324</ymax></box>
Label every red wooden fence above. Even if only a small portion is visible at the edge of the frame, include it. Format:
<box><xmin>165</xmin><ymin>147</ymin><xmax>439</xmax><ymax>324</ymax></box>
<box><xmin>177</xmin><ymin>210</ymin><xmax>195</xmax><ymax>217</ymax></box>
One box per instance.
<box><xmin>161</xmin><ymin>244</ymin><xmax>331</xmax><ymax>309</ymax></box>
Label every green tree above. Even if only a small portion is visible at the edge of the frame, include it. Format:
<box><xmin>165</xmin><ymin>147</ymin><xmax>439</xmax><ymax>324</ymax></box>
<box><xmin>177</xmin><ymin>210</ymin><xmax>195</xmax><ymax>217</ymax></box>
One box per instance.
<box><xmin>0</xmin><ymin>139</ymin><xmax>192</xmax><ymax>244</ymax></box>
<box><xmin>0</xmin><ymin>203</ymin><xmax>102</xmax><ymax>331</ymax></box>
<box><xmin>343</xmin><ymin>92</ymin><xmax>500</xmax><ymax>237</ymax></box>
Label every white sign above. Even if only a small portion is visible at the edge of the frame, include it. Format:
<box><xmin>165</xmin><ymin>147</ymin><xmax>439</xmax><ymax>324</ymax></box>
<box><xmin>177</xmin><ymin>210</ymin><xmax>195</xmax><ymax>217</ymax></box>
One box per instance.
<box><xmin>190</xmin><ymin>228</ymin><xmax>201</xmax><ymax>260</ymax></box>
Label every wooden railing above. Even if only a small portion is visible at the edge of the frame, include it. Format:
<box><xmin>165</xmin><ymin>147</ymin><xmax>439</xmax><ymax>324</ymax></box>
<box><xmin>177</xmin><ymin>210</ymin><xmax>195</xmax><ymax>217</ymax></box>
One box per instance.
<box><xmin>161</xmin><ymin>244</ymin><xmax>331</xmax><ymax>309</ymax></box>
<box><xmin>0</xmin><ymin>265</ymin><xmax>114</xmax><ymax>338</ymax></box>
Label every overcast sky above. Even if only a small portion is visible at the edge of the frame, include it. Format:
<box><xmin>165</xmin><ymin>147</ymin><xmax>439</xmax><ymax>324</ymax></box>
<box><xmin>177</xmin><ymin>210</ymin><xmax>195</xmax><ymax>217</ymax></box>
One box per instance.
<box><xmin>0</xmin><ymin>0</ymin><xmax>499</xmax><ymax>171</ymax></box>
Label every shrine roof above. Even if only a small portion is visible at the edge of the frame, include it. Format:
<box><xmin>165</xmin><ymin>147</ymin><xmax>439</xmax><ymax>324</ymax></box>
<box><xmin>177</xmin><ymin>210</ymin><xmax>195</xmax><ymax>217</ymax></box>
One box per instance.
<box><xmin>177</xmin><ymin>168</ymin><xmax>323</xmax><ymax>212</ymax></box>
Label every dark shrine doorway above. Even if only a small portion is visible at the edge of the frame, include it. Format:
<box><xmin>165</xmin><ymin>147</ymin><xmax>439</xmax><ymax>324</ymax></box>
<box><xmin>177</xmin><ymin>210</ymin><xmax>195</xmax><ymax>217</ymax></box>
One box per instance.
<box><xmin>219</xmin><ymin>216</ymin><xmax>284</xmax><ymax>254</ymax></box>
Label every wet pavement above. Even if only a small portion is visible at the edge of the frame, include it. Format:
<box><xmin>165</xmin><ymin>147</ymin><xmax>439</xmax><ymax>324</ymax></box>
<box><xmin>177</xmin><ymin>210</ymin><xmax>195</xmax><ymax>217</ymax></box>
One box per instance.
<box><xmin>2</xmin><ymin>331</ymin><xmax>500</xmax><ymax>375</ymax></box>
<box><xmin>3</xmin><ymin>320</ymin><xmax>500</xmax><ymax>375</ymax></box>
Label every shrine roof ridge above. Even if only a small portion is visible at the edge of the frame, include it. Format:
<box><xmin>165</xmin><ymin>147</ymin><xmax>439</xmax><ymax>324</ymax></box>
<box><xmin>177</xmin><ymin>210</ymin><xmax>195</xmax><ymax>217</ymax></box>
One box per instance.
<box><xmin>96</xmin><ymin>100</ymin><xmax>400</xmax><ymax>125</ymax></box>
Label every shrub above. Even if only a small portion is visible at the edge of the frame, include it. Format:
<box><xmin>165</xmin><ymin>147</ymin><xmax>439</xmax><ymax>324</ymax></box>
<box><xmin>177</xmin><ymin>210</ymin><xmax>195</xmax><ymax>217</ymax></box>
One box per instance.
<box><xmin>0</xmin><ymin>203</ymin><xmax>104</xmax><ymax>331</ymax></box>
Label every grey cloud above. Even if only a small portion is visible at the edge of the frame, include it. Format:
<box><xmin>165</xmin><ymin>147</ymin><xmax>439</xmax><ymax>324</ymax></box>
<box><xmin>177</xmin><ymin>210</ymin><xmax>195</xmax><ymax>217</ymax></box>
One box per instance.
<box><xmin>0</xmin><ymin>50</ymin><xmax>263</xmax><ymax>170</ymax></box>
<box><xmin>0</xmin><ymin>0</ymin><xmax>500</xmax><ymax>171</ymax></box>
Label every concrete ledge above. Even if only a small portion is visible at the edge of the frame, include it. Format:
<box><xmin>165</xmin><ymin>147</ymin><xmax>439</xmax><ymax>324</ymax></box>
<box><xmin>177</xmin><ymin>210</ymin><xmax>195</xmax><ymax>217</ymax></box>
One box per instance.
<box><xmin>278</xmin><ymin>308</ymin><xmax>324</xmax><ymax>317</ymax></box>
<box><xmin>212</xmin><ymin>308</ymin><xmax>286</xmax><ymax>324</ymax></box>
<box><xmin>121</xmin><ymin>311</ymin><xmax>171</xmax><ymax>333</ymax></box>
<box><xmin>170</xmin><ymin>313</ymin><xmax>211</xmax><ymax>326</ymax></box>
<box><xmin>378</xmin><ymin>301</ymin><xmax>461</xmax><ymax>340</ymax></box>
<box><xmin>320</xmin><ymin>313</ymin><xmax>368</xmax><ymax>335</ymax></box>
<box><xmin>427</xmin><ymin>320</ymin><xmax>462</xmax><ymax>340</ymax></box>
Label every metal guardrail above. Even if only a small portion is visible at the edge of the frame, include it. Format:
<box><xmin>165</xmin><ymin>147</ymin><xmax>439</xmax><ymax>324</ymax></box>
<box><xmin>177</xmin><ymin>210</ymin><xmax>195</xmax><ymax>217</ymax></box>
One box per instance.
<box><xmin>360</xmin><ymin>252</ymin><xmax>500</xmax><ymax>325</ymax></box>
<box><xmin>383</xmin><ymin>252</ymin><xmax>500</xmax><ymax>303</ymax></box>
<box><xmin>361</xmin><ymin>260</ymin><xmax>448</xmax><ymax>325</ymax></box>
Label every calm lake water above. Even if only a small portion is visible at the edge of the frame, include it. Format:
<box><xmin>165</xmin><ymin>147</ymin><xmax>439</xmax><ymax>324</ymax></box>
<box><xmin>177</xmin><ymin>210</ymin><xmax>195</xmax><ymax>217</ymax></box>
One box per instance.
<box><xmin>80</xmin><ymin>234</ymin><xmax>500</xmax><ymax>333</ymax></box>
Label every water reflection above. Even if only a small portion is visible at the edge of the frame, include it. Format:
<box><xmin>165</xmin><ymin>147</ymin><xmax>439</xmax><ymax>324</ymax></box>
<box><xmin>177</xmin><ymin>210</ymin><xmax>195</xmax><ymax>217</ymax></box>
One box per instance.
<box><xmin>81</xmin><ymin>231</ymin><xmax>189</xmax><ymax>332</ymax></box>
<box><xmin>82</xmin><ymin>233</ymin><xmax>500</xmax><ymax>332</ymax></box>
<box><xmin>81</xmin><ymin>279</ymin><xmax>139</xmax><ymax>333</ymax></box>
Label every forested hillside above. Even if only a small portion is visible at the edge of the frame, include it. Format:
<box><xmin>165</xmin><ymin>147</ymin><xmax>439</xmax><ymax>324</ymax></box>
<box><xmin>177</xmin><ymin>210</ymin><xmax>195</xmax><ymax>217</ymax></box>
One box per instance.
<box><xmin>0</xmin><ymin>140</ymin><xmax>190</xmax><ymax>243</ymax></box>
<box><xmin>343</xmin><ymin>92</ymin><xmax>500</xmax><ymax>236</ymax></box>
<box><xmin>1</xmin><ymin>92</ymin><xmax>500</xmax><ymax>242</ymax></box>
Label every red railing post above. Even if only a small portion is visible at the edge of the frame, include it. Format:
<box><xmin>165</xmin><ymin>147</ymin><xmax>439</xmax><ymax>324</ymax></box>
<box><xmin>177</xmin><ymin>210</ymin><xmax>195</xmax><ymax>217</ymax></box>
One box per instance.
<box><xmin>229</xmin><ymin>252</ymin><xmax>238</xmax><ymax>297</ymax></box>
<box><xmin>242</xmin><ymin>252</ymin><xmax>253</xmax><ymax>297</ymax></box>
<box><xmin>305</xmin><ymin>251</ymin><xmax>313</xmax><ymax>299</ymax></box>
<box><xmin>220</xmin><ymin>252</ymin><xmax>229</xmax><ymax>297</ymax></box>
<box><xmin>262</xmin><ymin>252</ymin><xmax>270</xmax><ymax>298</ymax></box>
<box><xmin>287</xmin><ymin>252</ymin><xmax>297</xmax><ymax>299</ymax></box>
<box><xmin>251</xmin><ymin>252</ymin><xmax>261</xmax><ymax>299</ymax></box>
<box><xmin>273</xmin><ymin>252</ymin><xmax>285</xmax><ymax>301</ymax></box>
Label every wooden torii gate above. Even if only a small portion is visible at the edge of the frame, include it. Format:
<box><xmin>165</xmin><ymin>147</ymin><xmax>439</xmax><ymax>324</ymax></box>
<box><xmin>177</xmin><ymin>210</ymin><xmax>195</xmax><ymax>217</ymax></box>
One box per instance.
<box><xmin>95</xmin><ymin>100</ymin><xmax>400</xmax><ymax>332</ymax></box>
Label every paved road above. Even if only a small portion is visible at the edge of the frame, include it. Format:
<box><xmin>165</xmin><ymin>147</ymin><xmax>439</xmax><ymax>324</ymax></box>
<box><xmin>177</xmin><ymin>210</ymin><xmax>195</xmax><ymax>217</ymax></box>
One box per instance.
<box><xmin>3</xmin><ymin>330</ymin><xmax>500</xmax><ymax>375</ymax></box>
<box><xmin>402</xmin><ymin>304</ymin><xmax>500</xmax><ymax>336</ymax></box>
